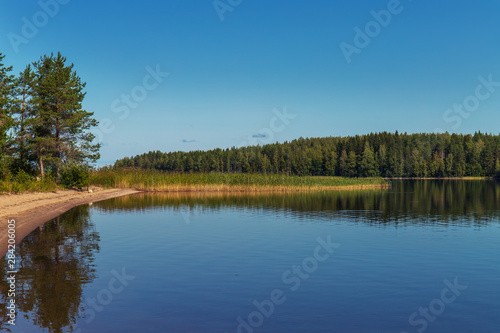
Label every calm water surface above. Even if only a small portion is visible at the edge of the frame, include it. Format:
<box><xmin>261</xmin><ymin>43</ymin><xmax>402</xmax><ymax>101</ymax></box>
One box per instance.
<box><xmin>1</xmin><ymin>180</ymin><xmax>500</xmax><ymax>332</ymax></box>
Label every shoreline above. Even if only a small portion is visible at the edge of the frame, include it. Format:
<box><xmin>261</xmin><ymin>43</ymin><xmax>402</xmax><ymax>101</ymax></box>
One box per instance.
<box><xmin>0</xmin><ymin>188</ymin><xmax>140</xmax><ymax>259</ymax></box>
<box><xmin>0</xmin><ymin>183</ymin><xmax>389</xmax><ymax>258</ymax></box>
<box><xmin>1</xmin><ymin>176</ymin><xmax>495</xmax><ymax>258</ymax></box>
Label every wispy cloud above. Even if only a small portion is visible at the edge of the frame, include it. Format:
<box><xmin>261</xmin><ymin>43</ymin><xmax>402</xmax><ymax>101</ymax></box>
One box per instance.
<box><xmin>182</xmin><ymin>139</ymin><xmax>196</xmax><ymax>143</ymax></box>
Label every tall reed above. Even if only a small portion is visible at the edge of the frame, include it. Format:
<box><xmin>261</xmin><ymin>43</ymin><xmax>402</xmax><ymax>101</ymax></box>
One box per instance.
<box><xmin>91</xmin><ymin>168</ymin><xmax>389</xmax><ymax>192</ymax></box>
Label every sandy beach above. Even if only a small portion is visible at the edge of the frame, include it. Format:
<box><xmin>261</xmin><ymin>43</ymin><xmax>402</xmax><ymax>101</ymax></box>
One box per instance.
<box><xmin>0</xmin><ymin>188</ymin><xmax>140</xmax><ymax>258</ymax></box>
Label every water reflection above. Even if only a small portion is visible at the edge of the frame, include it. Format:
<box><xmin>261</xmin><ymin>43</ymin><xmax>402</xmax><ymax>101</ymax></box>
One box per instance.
<box><xmin>1</xmin><ymin>180</ymin><xmax>499</xmax><ymax>332</ymax></box>
<box><xmin>0</xmin><ymin>205</ymin><xmax>99</xmax><ymax>333</ymax></box>
<box><xmin>94</xmin><ymin>180</ymin><xmax>500</xmax><ymax>225</ymax></box>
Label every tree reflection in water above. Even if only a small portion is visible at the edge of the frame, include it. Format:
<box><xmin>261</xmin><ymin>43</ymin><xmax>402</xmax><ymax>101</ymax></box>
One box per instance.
<box><xmin>0</xmin><ymin>205</ymin><xmax>99</xmax><ymax>333</ymax></box>
<box><xmin>94</xmin><ymin>179</ymin><xmax>500</xmax><ymax>226</ymax></box>
<box><xmin>0</xmin><ymin>180</ymin><xmax>499</xmax><ymax>332</ymax></box>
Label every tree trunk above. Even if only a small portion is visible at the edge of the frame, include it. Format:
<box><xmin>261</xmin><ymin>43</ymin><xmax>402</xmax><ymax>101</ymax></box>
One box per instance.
<box><xmin>20</xmin><ymin>105</ymin><xmax>25</xmax><ymax>168</ymax></box>
<box><xmin>39</xmin><ymin>156</ymin><xmax>44</xmax><ymax>179</ymax></box>
<box><xmin>56</xmin><ymin>116</ymin><xmax>60</xmax><ymax>179</ymax></box>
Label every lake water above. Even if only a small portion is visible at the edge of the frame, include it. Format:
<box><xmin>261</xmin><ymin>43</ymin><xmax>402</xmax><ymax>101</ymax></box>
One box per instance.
<box><xmin>1</xmin><ymin>180</ymin><xmax>500</xmax><ymax>332</ymax></box>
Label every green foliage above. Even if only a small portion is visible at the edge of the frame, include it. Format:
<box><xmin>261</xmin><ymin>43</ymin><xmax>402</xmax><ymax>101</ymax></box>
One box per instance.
<box><xmin>360</xmin><ymin>142</ymin><xmax>378</xmax><ymax>177</ymax></box>
<box><xmin>29</xmin><ymin>53</ymin><xmax>100</xmax><ymax>177</ymax></box>
<box><xmin>13</xmin><ymin>169</ymin><xmax>32</xmax><ymax>183</ymax></box>
<box><xmin>0</xmin><ymin>52</ymin><xmax>100</xmax><ymax>192</ymax></box>
<box><xmin>0</xmin><ymin>172</ymin><xmax>58</xmax><ymax>193</ymax></box>
<box><xmin>0</xmin><ymin>53</ymin><xmax>15</xmax><ymax>180</ymax></box>
<box><xmin>91</xmin><ymin>167</ymin><xmax>387</xmax><ymax>190</ymax></box>
<box><xmin>115</xmin><ymin>132</ymin><xmax>500</xmax><ymax>178</ymax></box>
<box><xmin>60</xmin><ymin>164</ymin><xmax>91</xmax><ymax>189</ymax></box>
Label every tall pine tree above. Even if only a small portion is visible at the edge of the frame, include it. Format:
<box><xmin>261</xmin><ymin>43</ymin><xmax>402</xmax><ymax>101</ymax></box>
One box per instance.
<box><xmin>31</xmin><ymin>53</ymin><xmax>100</xmax><ymax>178</ymax></box>
<box><xmin>0</xmin><ymin>53</ymin><xmax>14</xmax><ymax>179</ymax></box>
<box><xmin>11</xmin><ymin>65</ymin><xmax>35</xmax><ymax>173</ymax></box>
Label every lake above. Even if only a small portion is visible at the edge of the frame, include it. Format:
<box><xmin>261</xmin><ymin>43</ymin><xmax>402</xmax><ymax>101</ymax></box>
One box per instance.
<box><xmin>1</xmin><ymin>180</ymin><xmax>500</xmax><ymax>332</ymax></box>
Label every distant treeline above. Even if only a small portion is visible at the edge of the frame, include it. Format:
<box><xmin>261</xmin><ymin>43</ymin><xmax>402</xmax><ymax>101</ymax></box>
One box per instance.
<box><xmin>115</xmin><ymin>132</ymin><xmax>500</xmax><ymax>178</ymax></box>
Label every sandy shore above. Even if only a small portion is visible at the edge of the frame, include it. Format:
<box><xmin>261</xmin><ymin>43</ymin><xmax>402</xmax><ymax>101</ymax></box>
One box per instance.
<box><xmin>0</xmin><ymin>188</ymin><xmax>140</xmax><ymax>258</ymax></box>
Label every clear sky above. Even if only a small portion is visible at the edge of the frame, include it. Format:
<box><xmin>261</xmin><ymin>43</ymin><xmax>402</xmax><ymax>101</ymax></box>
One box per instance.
<box><xmin>2</xmin><ymin>0</ymin><xmax>500</xmax><ymax>165</ymax></box>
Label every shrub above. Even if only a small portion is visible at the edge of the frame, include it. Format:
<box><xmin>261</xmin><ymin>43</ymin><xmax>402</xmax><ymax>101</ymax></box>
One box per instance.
<box><xmin>60</xmin><ymin>164</ymin><xmax>91</xmax><ymax>189</ymax></box>
<box><xmin>13</xmin><ymin>169</ymin><xmax>33</xmax><ymax>184</ymax></box>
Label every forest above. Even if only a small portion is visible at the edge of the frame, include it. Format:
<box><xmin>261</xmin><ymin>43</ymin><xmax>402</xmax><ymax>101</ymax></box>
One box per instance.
<box><xmin>115</xmin><ymin>132</ymin><xmax>500</xmax><ymax>178</ymax></box>
<box><xmin>2</xmin><ymin>52</ymin><xmax>500</xmax><ymax>186</ymax></box>
<box><xmin>0</xmin><ymin>52</ymin><xmax>99</xmax><ymax>190</ymax></box>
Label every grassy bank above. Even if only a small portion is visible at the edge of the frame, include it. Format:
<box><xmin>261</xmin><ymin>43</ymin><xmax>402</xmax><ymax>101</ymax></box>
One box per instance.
<box><xmin>90</xmin><ymin>168</ymin><xmax>390</xmax><ymax>192</ymax></box>
<box><xmin>0</xmin><ymin>177</ymin><xmax>60</xmax><ymax>194</ymax></box>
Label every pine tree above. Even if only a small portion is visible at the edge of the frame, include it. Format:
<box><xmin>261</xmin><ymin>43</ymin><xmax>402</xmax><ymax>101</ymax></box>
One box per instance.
<box><xmin>360</xmin><ymin>142</ymin><xmax>378</xmax><ymax>177</ymax></box>
<box><xmin>378</xmin><ymin>144</ymin><xmax>387</xmax><ymax>175</ymax></box>
<box><xmin>346</xmin><ymin>151</ymin><xmax>358</xmax><ymax>178</ymax></box>
<box><xmin>11</xmin><ymin>65</ymin><xmax>35</xmax><ymax>173</ymax></box>
<box><xmin>0</xmin><ymin>53</ymin><xmax>14</xmax><ymax>179</ymax></box>
<box><xmin>30</xmin><ymin>53</ymin><xmax>100</xmax><ymax>178</ymax></box>
<box><xmin>324</xmin><ymin>149</ymin><xmax>338</xmax><ymax>176</ymax></box>
<box><xmin>339</xmin><ymin>150</ymin><xmax>348</xmax><ymax>177</ymax></box>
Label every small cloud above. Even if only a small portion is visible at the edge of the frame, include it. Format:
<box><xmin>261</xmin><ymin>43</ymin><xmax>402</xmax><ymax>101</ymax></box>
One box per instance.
<box><xmin>182</xmin><ymin>139</ymin><xmax>196</xmax><ymax>143</ymax></box>
<box><xmin>252</xmin><ymin>133</ymin><xmax>267</xmax><ymax>138</ymax></box>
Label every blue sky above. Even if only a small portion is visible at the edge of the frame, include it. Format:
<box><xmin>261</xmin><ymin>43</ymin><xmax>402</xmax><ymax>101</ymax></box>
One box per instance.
<box><xmin>2</xmin><ymin>0</ymin><xmax>500</xmax><ymax>165</ymax></box>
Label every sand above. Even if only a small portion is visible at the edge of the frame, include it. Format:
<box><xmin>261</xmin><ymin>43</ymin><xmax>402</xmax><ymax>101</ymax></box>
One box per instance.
<box><xmin>0</xmin><ymin>188</ymin><xmax>140</xmax><ymax>258</ymax></box>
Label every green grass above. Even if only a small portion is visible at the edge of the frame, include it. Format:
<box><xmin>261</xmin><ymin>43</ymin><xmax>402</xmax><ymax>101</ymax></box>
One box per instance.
<box><xmin>0</xmin><ymin>177</ymin><xmax>60</xmax><ymax>194</ymax></box>
<box><xmin>91</xmin><ymin>168</ymin><xmax>389</xmax><ymax>191</ymax></box>
<box><xmin>0</xmin><ymin>168</ymin><xmax>389</xmax><ymax>194</ymax></box>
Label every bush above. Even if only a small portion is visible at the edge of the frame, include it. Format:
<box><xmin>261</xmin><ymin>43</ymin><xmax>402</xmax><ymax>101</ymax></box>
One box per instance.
<box><xmin>60</xmin><ymin>164</ymin><xmax>91</xmax><ymax>189</ymax></box>
<box><xmin>13</xmin><ymin>169</ymin><xmax>33</xmax><ymax>184</ymax></box>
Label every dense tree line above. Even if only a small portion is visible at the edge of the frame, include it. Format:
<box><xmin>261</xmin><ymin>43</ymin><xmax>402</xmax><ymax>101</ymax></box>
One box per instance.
<box><xmin>115</xmin><ymin>132</ymin><xmax>500</xmax><ymax>178</ymax></box>
<box><xmin>0</xmin><ymin>52</ymin><xmax>99</xmax><ymax>181</ymax></box>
